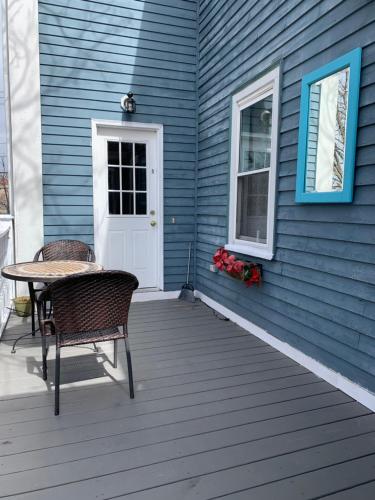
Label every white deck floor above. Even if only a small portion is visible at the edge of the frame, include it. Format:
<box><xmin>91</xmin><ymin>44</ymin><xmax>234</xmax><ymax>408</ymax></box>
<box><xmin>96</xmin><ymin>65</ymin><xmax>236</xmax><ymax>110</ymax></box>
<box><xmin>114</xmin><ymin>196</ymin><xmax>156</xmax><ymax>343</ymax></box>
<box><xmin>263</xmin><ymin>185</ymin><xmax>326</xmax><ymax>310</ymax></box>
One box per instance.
<box><xmin>0</xmin><ymin>299</ymin><xmax>374</xmax><ymax>499</ymax></box>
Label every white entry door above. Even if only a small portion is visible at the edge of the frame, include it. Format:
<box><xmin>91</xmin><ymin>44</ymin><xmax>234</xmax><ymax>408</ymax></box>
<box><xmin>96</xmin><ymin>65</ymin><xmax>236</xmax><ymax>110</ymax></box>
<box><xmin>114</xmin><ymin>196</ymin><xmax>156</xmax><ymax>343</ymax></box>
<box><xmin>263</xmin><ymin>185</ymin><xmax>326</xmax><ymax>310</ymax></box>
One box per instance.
<box><xmin>92</xmin><ymin>123</ymin><xmax>162</xmax><ymax>289</ymax></box>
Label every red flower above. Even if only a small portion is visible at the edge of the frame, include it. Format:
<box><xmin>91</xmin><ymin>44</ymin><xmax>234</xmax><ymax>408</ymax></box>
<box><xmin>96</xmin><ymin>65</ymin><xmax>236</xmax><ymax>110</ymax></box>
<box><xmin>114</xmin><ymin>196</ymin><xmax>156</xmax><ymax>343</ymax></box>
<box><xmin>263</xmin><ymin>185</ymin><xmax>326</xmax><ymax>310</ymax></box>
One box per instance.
<box><xmin>233</xmin><ymin>260</ymin><xmax>244</xmax><ymax>274</ymax></box>
<box><xmin>224</xmin><ymin>254</ymin><xmax>236</xmax><ymax>271</ymax></box>
<box><xmin>215</xmin><ymin>260</ymin><xmax>225</xmax><ymax>270</ymax></box>
<box><xmin>213</xmin><ymin>247</ymin><xmax>230</xmax><ymax>270</ymax></box>
<box><xmin>245</xmin><ymin>266</ymin><xmax>261</xmax><ymax>286</ymax></box>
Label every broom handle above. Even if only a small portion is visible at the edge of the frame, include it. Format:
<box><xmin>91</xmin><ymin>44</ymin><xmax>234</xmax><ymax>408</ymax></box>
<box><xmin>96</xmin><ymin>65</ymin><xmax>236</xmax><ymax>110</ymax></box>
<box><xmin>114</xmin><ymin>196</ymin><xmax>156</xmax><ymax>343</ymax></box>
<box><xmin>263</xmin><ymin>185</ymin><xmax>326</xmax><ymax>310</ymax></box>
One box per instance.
<box><xmin>186</xmin><ymin>242</ymin><xmax>191</xmax><ymax>283</ymax></box>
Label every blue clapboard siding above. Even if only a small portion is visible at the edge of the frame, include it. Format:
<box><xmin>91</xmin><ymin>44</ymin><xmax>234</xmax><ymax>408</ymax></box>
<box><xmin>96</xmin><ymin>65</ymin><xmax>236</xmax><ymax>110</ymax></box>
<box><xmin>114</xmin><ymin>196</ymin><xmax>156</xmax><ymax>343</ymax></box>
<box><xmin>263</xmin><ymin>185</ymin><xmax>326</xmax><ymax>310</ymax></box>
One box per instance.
<box><xmin>38</xmin><ymin>0</ymin><xmax>197</xmax><ymax>290</ymax></box>
<box><xmin>196</xmin><ymin>0</ymin><xmax>375</xmax><ymax>391</ymax></box>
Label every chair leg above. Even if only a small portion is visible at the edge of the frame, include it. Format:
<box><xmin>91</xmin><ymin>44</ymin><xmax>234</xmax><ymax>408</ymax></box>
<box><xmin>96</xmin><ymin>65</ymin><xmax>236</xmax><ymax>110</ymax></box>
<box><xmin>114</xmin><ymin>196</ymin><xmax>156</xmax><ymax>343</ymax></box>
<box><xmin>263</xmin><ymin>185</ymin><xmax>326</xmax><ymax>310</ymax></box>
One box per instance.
<box><xmin>55</xmin><ymin>339</ymin><xmax>61</xmax><ymax>416</ymax></box>
<box><xmin>124</xmin><ymin>338</ymin><xmax>134</xmax><ymax>399</ymax></box>
<box><xmin>113</xmin><ymin>339</ymin><xmax>118</xmax><ymax>368</ymax></box>
<box><xmin>42</xmin><ymin>335</ymin><xmax>48</xmax><ymax>380</ymax></box>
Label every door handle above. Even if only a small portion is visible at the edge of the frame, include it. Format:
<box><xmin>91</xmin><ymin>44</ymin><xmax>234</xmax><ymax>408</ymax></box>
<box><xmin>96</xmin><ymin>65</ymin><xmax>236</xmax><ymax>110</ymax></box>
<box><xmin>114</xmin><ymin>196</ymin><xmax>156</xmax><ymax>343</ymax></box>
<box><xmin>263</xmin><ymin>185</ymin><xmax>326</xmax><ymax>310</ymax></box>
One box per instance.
<box><xmin>150</xmin><ymin>220</ymin><xmax>157</xmax><ymax>227</ymax></box>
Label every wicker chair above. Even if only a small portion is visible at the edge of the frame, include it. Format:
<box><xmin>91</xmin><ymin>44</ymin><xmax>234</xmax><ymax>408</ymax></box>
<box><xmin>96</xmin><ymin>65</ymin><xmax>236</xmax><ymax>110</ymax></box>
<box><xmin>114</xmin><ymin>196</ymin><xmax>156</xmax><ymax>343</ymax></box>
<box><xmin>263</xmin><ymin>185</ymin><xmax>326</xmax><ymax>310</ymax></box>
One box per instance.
<box><xmin>39</xmin><ymin>271</ymin><xmax>139</xmax><ymax>415</ymax></box>
<box><xmin>31</xmin><ymin>240</ymin><xmax>95</xmax><ymax>335</ymax></box>
<box><xmin>34</xmin><ymin>239</ymin><xmax>96</xmax><ymax>263</ymax></box>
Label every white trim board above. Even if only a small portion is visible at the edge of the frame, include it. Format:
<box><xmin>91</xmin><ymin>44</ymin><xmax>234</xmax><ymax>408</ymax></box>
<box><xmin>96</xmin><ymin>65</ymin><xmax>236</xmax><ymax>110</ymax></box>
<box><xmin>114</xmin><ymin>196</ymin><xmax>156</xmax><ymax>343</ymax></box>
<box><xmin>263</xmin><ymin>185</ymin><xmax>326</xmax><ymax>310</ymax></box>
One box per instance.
<box><xmin>7</xmin><ymin>0</ymin><xmax>44</xmax><ymax>290</ymax></box>
<box><xmin>195</xmin><ymin>290</ymin><xmax>375</xmax><ymax>412</ymax></box>
<box><xmin>132</xmin><ymin>290</ymin><xmax>180</xmax><ymax>303</ymax></box>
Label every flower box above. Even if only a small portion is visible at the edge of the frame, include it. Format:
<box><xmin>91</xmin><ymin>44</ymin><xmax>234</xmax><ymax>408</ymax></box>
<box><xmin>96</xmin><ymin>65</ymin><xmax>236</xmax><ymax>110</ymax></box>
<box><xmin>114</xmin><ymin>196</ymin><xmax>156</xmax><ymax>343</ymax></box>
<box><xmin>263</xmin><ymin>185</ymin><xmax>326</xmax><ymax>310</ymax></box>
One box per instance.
<box><xmin>213</xmin><ymin>247</ymin><xmax>262</xmax><ymax>287</ymax></box>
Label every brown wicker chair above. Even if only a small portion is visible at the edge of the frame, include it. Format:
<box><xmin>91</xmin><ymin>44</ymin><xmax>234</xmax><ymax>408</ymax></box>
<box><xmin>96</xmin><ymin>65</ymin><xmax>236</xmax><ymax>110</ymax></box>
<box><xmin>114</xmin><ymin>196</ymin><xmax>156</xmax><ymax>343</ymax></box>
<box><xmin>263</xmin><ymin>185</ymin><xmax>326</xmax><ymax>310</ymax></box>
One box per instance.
<box><xmin>40</xmin><ymin>271</ymin><xmax>139</xmax><ymax>415</ymax></box>
<box><xmin>31</xmin><ymin>240</ymin><xmax>95</xmax><ymax>335</ymax></box>
<box><xmin>34</xmin><ymin>239</ymin><xmax>95</xmax><ymax>263</ymax></box>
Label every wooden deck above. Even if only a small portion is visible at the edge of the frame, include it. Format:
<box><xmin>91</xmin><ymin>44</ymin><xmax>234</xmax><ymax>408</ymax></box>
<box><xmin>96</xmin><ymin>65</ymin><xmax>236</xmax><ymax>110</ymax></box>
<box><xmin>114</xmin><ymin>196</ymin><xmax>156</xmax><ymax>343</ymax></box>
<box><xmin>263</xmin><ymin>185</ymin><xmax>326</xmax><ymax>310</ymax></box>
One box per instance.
<box><xmin>0</xmin><ymin>299</ymin><xmax>374</xmax><ymax>499</ymax></box>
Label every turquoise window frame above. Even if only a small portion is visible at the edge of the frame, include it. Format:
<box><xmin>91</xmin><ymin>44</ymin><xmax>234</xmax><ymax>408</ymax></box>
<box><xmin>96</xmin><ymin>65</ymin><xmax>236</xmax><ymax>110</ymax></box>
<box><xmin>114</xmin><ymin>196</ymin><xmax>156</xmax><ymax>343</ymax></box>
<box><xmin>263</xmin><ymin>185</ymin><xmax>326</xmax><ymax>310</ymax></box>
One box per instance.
<box><xmin>295</xmin><ymin>48</ymin><xmax>362</xmax><ymax>203</ymax></box>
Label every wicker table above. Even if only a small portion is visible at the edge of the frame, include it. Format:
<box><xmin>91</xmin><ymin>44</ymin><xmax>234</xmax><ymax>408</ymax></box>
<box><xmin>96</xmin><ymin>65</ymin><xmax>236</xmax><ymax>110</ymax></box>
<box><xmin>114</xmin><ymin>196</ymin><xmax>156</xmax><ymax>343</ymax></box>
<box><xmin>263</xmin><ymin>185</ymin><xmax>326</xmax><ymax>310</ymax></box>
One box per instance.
<box><xmin>1</xmin><ymin>260</ymin><xmax>102</xmax><ymax>352</ymax></box>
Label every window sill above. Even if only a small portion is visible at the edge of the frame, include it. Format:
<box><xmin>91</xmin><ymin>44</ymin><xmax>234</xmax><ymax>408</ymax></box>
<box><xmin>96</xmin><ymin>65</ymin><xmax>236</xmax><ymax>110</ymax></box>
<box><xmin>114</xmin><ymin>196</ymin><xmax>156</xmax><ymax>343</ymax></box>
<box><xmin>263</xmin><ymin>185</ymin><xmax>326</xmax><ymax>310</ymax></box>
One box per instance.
<box><xmin>224</xmin><ymin>243</ymin><xmax>273</xmax><ymax>261</ymax></box>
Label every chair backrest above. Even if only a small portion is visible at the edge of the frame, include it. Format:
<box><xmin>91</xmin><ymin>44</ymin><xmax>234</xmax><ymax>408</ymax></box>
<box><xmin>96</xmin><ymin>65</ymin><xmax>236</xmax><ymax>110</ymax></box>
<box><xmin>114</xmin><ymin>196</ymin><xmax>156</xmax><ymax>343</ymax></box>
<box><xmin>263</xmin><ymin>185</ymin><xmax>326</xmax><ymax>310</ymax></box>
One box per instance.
<box><xmin>47</xmin><ymin>271</ymin><xmax>139</xmax><ymax>334</ymax></box>
<box><xmin>34</xmin><ymin>240</ymin><xmax>95</xmax><ymax>262</ymax></box>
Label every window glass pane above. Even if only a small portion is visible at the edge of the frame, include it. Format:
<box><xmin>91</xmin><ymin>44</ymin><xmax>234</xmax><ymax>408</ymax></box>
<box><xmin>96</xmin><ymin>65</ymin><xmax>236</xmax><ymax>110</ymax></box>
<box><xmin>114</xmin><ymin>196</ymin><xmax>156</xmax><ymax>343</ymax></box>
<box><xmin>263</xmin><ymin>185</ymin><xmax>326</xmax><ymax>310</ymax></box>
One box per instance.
<box><xmin>239</xmin><ymin>95</ymin><xmax>272</xmax><ymax>173</ymax></box>
<box><xmin>135</xmin><ymin>168</ymin><xmax>146</xmax><ymax>191</ymax></box>
<box><xmin>121</xmin><ymin>142</ymin><xmax>133</xmax><ymax>165</ymax></box>
<box><xmin>305</xmin><ymin>68</ymin><xmax>348</xmax><ymax>193</ymax></box>
<box><xmin>122</xmin><ymin>168</ymin><xmax>133</xmax><ymax>190</ymax></box>
<box><xmin>107</xmin><ymin>141</ymin><xmax>119</xmax><ymax>165</ymax></box>
<box><xmin>135</xmin><ymin>143</ymin><xmax>146</xmax><ymax>166</ymax></box>
<box><xmin>108</xmin><ymin>167</ymin><xmax>119</xmax><ymax>190</ymax></box>
<box><xmin>122</xmin><ymin>192</ymin><xmax>134</xmax><ymax>214</ymax></box>
<box><xmin>236</xmin><ymin>171</ymin><xmax>268</xmax><ymax>243</ymax></box>
<box><xmin>136</xmin><ymin>193</ymin><xmax>147</xmax><ymax>215</ymax></box>
<box><xmin>108</xmin><ymin>192</ymin><xmax>120</xmax><ymax>214</ymax></box>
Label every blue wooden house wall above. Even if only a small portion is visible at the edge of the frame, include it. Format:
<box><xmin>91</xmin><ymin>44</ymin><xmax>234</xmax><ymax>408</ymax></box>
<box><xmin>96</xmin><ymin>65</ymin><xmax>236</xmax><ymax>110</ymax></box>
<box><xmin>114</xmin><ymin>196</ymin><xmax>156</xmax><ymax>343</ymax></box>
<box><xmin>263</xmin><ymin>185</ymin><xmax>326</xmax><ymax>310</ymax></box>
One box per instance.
<box><xmin>38</xmin><ymin>0</ymin><xmax>197</xmax><ymax>291</ymax></box>
<box><xmin>38</xmin><ymin>0</ymin><xmax>375</xmax><ymax>392</ymax></box>
<box><xmin>195</xmin><ymin>0</ymin><xmax>375</xmax><ymax>392</ymax></box>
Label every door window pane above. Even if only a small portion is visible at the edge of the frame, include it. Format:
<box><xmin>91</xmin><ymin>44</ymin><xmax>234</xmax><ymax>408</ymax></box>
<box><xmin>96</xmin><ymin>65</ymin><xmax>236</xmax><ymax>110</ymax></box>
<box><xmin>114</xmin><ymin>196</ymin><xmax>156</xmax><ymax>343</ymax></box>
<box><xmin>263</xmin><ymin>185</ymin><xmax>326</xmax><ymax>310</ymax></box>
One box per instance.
<box><xmin>108</xmin><ymin>167</ymin><xmax>119</xmax><ymax>190</ymax></box>
<box><xmin>135</xmin><ymin>143</ymin><xmax>146</xmax><ymax>166</ymax></box>
<box><xmin>135</xmin><ymin>168</ymin><xmax>146</xmax><ymax>191</ymax></box>
<box><xmin>108</xmin><ymin>192</ymin><xmax>120</xmax><ymax>214</ymax></box>
<box><xmin>136</xmin><ymin>193</ymin><xmax>147</xmax><ymax>215</ymax></box>
<box><xmin>107</xmin><ymin>140</ymin><xmax>148</xmax><ymax>216</ymax></box>
<box><xmin>122</xmin><ymin>192</ymin><xmax>134</xmax><ymax>214</ymax></box>
<box><xmin>236</xmin><ymin>171</ymin><xmax>268</xmax><ymax>243</ymax></box>
<box><xmin>107</xmin><ymin>141</ymin><xmax>119</xmax><ymax>165</ymax></box>
<box><xmin>122</xmin><ymin>168</ymin><xmax>133</xmax><ymax>190</ymax></box>
<box><xmin>239</xmin><ymin>96</ymin><xmax>272</xmax><ymax>173</ymax></box>
<box><xmin>121</xmin><ymin>142</ymin><xmax>133</xmax><ymax>165</ymax></box>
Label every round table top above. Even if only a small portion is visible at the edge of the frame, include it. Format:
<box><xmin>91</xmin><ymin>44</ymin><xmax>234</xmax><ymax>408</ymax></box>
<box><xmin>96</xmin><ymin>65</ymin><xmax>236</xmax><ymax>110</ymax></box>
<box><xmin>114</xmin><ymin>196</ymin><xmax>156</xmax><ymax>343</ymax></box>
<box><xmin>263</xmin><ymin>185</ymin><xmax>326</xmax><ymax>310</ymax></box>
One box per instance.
<box><xmin>1</xmin><ymin>260</ymin><xmax>103</xmax><ymax>283</ymax></box>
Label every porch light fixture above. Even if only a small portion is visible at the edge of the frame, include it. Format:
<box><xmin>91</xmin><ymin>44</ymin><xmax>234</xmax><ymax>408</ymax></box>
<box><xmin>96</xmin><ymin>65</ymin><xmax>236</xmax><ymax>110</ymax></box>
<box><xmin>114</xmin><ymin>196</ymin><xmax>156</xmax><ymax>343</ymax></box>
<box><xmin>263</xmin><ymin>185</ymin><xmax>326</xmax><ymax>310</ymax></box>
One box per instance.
<box><xmin>121</xmin><ymin>91</ymin><xmax>136</xmax><ymax>113</ymax></box>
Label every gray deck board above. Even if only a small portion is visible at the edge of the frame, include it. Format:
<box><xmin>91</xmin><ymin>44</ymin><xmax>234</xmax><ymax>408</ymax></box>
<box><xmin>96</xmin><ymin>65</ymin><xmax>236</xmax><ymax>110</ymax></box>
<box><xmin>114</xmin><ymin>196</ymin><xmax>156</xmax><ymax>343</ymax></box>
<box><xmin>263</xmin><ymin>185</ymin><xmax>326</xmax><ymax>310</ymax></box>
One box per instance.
<box><xmin>0</xmin><ymin>299</ymin><xmax>373</xmax><ymax>499</ymax></box>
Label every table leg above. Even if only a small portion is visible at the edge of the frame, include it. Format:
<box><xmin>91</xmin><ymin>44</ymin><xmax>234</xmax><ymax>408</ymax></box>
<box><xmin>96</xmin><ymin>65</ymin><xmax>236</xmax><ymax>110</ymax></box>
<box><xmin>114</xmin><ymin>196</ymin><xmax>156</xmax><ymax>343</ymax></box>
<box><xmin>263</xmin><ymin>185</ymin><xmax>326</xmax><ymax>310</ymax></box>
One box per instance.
<box><xmin>11</xmin><ymin>282</ymin><xmax>40</xmax><ymax>353</ymax></box>
<box><xmin>28</xmin><ymin>282</ymin><xmax>36</xmax><ymax>336</ymax></box>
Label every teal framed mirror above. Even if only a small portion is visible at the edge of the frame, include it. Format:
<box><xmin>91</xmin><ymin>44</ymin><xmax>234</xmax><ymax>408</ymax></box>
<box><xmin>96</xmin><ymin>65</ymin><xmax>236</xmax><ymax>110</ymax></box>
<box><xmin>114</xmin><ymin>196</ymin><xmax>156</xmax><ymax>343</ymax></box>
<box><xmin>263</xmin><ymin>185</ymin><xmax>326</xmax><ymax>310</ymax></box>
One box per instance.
<box><xmin>295</xmin><ymin>48</ymin><xmax>362</xmax><ymax>203</ymax></box>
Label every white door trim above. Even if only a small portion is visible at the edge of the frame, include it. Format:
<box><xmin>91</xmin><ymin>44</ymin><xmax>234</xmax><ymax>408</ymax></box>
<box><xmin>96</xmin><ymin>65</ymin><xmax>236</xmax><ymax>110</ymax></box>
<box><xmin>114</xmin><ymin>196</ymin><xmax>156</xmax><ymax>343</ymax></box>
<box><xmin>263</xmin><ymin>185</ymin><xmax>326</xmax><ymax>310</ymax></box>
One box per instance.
<box><xmin>91</xmin><ymin>119</ymin><xmax>164</xmax><ymax>290</ymax></box>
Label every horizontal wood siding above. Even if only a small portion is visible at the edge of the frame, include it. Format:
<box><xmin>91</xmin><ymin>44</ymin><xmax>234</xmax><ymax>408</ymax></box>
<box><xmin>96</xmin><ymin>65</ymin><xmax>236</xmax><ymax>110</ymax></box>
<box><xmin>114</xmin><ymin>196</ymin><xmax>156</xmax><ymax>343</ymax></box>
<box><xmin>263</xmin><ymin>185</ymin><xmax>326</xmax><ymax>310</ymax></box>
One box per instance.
<box><xmin>38</xmin><ymin>0</ymin><xmax>197</xmax><ymax>290</ymax></box>
<box><xmin>196</xmin><ymin>0</ymin><xmax>375</xmax><ymax>391</ymax></box>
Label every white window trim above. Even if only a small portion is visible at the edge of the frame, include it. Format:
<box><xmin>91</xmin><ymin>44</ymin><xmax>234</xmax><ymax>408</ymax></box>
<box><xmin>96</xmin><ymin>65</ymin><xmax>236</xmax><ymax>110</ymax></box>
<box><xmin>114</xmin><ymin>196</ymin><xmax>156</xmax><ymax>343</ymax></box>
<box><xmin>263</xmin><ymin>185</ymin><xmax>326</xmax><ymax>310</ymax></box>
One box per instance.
<box><xmin>226</xmin><ymin>67</ymin><xmax>280</xmax><ymax>260</ymax></box>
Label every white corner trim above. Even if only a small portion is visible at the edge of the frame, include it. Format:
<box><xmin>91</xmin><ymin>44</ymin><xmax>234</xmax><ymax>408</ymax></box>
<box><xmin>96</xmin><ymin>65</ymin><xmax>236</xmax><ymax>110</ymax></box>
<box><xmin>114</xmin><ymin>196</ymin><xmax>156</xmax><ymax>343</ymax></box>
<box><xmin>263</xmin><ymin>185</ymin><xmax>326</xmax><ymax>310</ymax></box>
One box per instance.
<box><xmin>132</xmin><ymin>290</ymin><xmax>180</xmax><ymax>302</ymax></box>
<box><xmin>7</xmin><ymin>0</ymin><xmax>43</xmax><ymax>274</ymax></box>
<box><xmin>195</xmin><ymin>290</ymin><xmax>375</xmax><ymax>412</ymax></box>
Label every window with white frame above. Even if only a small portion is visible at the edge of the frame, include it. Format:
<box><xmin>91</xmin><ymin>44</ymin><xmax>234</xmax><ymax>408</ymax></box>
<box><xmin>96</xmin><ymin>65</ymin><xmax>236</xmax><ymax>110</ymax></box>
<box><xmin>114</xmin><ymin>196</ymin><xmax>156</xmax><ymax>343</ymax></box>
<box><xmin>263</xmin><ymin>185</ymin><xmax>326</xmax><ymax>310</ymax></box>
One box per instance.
<box><xmin>227</xmin><ymin>67</ymin><xmax>280</xmax><ymax>260</ymax></box>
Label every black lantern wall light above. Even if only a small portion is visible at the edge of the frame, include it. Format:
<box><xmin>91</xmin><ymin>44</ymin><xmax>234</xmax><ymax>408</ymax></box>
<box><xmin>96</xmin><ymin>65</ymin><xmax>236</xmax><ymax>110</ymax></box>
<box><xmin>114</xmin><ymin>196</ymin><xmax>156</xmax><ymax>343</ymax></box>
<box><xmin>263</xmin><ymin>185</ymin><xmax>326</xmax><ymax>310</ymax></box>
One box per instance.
<box><xmin>121</xmin><ymin>91</ymin><xmax>136</xmax><ymax>113</ymax></box>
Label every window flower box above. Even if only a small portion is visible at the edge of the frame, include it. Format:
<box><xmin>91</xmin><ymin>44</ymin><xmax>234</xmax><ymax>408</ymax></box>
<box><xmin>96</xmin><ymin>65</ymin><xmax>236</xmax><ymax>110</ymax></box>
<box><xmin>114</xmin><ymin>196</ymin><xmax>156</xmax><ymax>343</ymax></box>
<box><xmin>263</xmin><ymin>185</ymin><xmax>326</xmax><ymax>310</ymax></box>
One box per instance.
<box><xmin>213</xmin><ymin>247</ymin><xmax>262</xmax><ymax>287</ymax></box>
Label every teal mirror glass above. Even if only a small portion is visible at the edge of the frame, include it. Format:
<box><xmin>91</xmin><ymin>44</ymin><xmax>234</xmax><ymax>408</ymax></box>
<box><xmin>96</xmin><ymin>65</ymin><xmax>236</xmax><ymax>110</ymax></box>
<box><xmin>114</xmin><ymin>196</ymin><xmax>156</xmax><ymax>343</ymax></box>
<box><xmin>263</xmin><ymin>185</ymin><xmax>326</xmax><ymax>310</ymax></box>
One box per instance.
<box><xmin>295</xmin><ymin>48</ymin><xmax>362</xmax><ymax>203</ymax></box>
